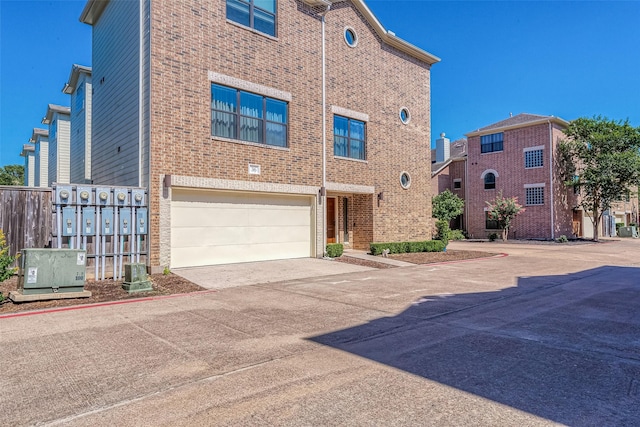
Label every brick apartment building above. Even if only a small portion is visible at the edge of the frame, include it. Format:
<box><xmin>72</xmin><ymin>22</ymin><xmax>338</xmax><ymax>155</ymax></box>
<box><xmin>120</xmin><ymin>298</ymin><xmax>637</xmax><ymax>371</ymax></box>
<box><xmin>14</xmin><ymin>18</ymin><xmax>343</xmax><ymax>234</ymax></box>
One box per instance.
<box><xmin>465</xmin><ymin>113</ymin><xmax>580</xmax><ymax>240</ymax></box>
<box><xmin>80</xmin><ymin>0</ymin><xmax>440</xmax><ymax>271</ymax></box>
<box><xmin>431</xmin><ymin>133</ymin><xmax>467</xmax><ymax>230</ymax></box>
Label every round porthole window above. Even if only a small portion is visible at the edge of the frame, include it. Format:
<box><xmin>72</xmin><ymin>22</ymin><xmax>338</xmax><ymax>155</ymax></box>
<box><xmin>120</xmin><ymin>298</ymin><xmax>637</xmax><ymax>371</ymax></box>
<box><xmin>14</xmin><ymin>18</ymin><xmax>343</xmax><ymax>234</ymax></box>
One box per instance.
<box><xmin>400</xmin><ymin>172</ymin><xmax>411</xmax><ymax>189</ymax></box>
<box><xmin>344</xmin><ymin>27</ymin><xmax>358</xmax><ymax>47</ymax></box>
<box><xmin>399</xmin><ymin>107</ymin><xmax>411</xmax><ymax>124</ymax></box>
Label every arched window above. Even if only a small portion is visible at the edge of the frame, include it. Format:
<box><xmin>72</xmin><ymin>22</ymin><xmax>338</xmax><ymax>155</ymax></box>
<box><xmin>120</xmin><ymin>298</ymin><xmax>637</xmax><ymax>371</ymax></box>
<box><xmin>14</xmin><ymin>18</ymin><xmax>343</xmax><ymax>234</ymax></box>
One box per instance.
<box><xmin>484</xmin><ymin>172</ymin><xmax>496</xmax><ymax>190</ymax></box>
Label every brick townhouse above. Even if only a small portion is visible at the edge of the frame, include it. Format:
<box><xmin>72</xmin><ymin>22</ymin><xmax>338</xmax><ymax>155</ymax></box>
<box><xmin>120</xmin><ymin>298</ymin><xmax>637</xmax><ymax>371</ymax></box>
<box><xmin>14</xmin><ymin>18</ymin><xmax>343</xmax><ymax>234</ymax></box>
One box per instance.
<box><xmin>465</xmin><ymin>113</ymin><xmax>580</xmax><ymax>240</ymax></box>
<box><xmin>80</xmin><ymin>0</ymin><xmax>440</xmax><ymax>271</ymax></box>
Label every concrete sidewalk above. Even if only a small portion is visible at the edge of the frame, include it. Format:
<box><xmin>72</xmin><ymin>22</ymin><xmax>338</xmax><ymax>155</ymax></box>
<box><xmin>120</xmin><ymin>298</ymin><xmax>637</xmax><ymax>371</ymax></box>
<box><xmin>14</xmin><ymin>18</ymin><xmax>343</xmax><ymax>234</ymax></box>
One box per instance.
<box><xmin>2</xmin><ymin>239</ymin><xmax>640</xmax><ymax>426</ymax></box>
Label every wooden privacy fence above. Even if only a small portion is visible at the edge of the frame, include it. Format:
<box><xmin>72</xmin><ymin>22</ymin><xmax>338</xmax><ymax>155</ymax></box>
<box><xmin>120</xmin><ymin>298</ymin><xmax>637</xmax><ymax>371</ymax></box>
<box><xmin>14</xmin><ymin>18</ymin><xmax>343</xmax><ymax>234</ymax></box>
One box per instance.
<box><xmin>0</xmin><ymin>184</ymin><xmax>148</xmax><ymax>280</ymax></box>
<box><xmin>0</xmin><ymin>186</ymin><xmax>52</xmax><ymax>260</ymax></box>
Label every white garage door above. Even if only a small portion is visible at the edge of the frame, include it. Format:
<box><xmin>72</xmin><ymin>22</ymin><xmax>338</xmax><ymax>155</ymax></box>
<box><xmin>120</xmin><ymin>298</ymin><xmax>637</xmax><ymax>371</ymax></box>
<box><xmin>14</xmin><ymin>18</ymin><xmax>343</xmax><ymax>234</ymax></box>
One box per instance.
<box><xmin>171</xmin><ymin>189</ymin><xmax>313</xmax><ymax>268</ymax></box>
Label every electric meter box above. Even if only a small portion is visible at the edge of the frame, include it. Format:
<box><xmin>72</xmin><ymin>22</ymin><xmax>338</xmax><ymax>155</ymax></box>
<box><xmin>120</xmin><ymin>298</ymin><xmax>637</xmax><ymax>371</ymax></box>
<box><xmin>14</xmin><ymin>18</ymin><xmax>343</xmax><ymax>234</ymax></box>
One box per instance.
<box><xmin>17</xmin><ymin>249</ymin><xmax>87</xmax><ymax>295</ymax></box>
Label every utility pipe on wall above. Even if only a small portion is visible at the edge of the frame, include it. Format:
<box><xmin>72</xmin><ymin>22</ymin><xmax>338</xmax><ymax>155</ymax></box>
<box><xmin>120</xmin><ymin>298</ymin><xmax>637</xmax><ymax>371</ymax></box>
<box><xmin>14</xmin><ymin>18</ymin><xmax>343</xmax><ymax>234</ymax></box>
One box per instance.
<box><xmin>320</xmin><ymin>3</ymin><xmax>331</xmax><ymax>255</ymax></box>
<box><xmin>548</xmin><ymin>119</ymin><xmax>555</xmax><ymax>240</ymax></box>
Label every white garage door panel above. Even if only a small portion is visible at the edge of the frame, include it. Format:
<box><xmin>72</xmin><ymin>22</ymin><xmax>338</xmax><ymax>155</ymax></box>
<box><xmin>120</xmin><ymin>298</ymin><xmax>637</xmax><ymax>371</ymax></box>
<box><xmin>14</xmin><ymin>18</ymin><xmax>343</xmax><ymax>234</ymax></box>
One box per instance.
<box><xmin>171</xmin><ymin>189</ymin><xmax>313</xmax><ymax>268</ymax></box>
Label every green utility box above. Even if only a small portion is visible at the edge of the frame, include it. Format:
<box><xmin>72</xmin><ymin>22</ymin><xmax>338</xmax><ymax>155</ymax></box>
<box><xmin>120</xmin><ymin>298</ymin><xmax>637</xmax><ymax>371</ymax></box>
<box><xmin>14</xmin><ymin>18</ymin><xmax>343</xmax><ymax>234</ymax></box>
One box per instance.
<box><xmin>618</xmin><ymin>226</ymin><xmax>638</xmax><ymax>238</ymax></box>
<box><xmin>10</xmin><ymin>249</ymin><xmax>91</xmax><ymax>302</ymax></box>
<box><xmin>122</xmin><ymin>263</ymin><xmax>152</xmax><ymax>293</ymax></box>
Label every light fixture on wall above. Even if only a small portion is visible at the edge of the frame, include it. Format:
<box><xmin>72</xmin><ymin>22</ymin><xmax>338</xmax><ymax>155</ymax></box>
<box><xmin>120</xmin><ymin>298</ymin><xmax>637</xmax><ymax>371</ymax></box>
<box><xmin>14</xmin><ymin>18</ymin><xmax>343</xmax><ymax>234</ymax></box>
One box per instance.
<box><xmin>319</xmin><ymin>186</ymin><xmax>326</xmax><ymax>204</ymax></box>
<box><xmin>377</xmin><ymin>191</ymin><xmax>384</xmax><ymax>207</ymax></box>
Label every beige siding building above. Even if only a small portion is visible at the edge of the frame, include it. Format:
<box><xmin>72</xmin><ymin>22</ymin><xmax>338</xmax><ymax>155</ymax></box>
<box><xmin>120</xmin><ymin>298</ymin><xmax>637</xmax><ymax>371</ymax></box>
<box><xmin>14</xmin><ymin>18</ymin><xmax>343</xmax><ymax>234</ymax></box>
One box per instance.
<box><xmin>20</xmin><ymin>144</ymin><xmax>36</xmax><ymax>187</ymax></box>
<box><xmin>81</xmin><ymin>0</ymin><xmax>439</xmax><ymax>271</ymax></box>
<box><xmin>29</xmin><ymin>128</ymin><xmax>49</xmax><ymax>188</ymax></box>
<box><xmin>63</xmin><ymin>64</ymin><xmax>93</xmax><ymax>184</ymax></box>
<box><xmin>42</xmin><ymin>104</ymin><xmax>71</xmax><ymax>186</ymax></box>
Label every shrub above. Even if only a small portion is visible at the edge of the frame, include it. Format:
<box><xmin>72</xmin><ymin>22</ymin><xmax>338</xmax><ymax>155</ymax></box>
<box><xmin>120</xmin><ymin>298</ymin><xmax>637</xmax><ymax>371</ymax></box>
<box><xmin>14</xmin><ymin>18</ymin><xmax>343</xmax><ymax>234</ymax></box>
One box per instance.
<box><xmin>448</xmin><ymin>229</ymin><xmax>466</xmax><ymax>241</ymax></box>
<box><xmin>370</xmin><ymin>240</ymin><xmax>445</xmax><ymax>255</ymax></box>
<box><xmin>162</xmin><ymin>266</ymin><xmax>171</xmax><ymax>276</ymax></box>
<box><xmin>615</xmin><ymin>222</ymin><xmax>624</xmax><ymax>230</ymax></box>
<box><xmin>488</xmin><ymin>233</ymin><xmax>498</xmax><ymax>242</ymax></box>
<box><xmin>326</xmin><ymin>243</ymin><xmax>344</xmax><ymax>258</ymax></box>
<box><xmin>0</xmin><ymin>229</ymin><xmax>17</xmax><ymax>283</ymax></box>
<box><xmin>556</xmin><ymin>235</ymin><xmax>568</xmax><ymax>243</ymax></box>
<box><xmin>435</xmin><ymin>220</ymin><xmax>450</xmax><ymax>247</ymax></box>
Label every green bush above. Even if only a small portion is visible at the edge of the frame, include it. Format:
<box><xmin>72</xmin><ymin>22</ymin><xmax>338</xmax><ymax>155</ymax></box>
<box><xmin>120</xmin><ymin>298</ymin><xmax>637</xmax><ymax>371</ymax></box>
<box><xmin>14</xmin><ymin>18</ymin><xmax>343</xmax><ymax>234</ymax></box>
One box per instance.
<box><xmin>448</xmin><ymin>229</ymin><xmax>466</xmax><ymax>240</ymax></box>
<box><xmin>488</xmin><ymin>233</ymin><xmax>498</xmax><ymax>242</ymax></box>
<box><xmin>0</xmin><ymin>229</ymin><xmax>17</xmax><ymax>283</ymax></box>
<box><xmin>370</xmin><ymin>240</ymin><xmax>445</xmax><ymax>255</ymax></box>
<box><xmin>556</xmin><ymin>235</ymin><xmax>568</xmax><ymax>243</ymax></box>
<box><xmin>326</xmin><ymin>243</ymin><xmax>344</xmax><ymax>258</ymax></box>
<box><xmin>435</xmin><ymin>220</ymin><xmax>450</xmax><ymax>247</ymax></box>
<box><xmin>615</xmin><ymin>222</ymin><xmax>624</xmax><ymax>230</ymax></box>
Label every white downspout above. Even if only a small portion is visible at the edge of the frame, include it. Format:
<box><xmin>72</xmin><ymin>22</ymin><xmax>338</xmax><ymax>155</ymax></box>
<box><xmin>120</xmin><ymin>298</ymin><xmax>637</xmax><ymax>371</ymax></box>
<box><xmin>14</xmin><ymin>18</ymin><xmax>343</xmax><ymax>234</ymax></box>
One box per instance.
<box><xmin>321</xmin><ymin>4</ymin><xmax>330</xmax><ymax>256</ymax></box>
<box><xmin>548</xmin><ymin>120</ymin><xmax>555</xmax><ymax>240</ymax></box>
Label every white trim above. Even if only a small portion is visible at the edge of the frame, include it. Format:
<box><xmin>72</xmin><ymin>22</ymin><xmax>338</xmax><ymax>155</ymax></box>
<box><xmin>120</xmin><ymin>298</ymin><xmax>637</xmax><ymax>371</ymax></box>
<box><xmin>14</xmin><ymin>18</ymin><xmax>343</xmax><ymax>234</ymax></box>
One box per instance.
<box><xmin>208</xmin><ymin>71</ymin><xmax>292</xmax><ymax>102</ymax></box>
<box><xmin>326</xmin><ymin>182</ymin><xmax>375</xmax><ymax>194</ymax></box>
<box><xmin>344</xmin><ymin>26</ymin><xmax>358</xmax><ymax>48</ymax></box>
<box><xmin>523</xmin><ymin>145</ymin><xmax>545</xmax><ymax>152</ymax></box>
<box><xmin>480</xmin><ymin>169</ymin><xmax>499</xmax><ymax>179</ymax></box>
<box><xmin>400</xmin><ymin>171</ymin><xmax>411</xmax><ymax>189</ymax></box>
<box><xmin>399</xmin><ymin>107</ymin><xmax>411</xmax><ymax>124</ymax></box>
<box><xmin>524</xmin><ymin>183</ymin><xmax>546</xmax><ymax>188</ymax></box>
<box><xmin>331</xmin><ymin>105</ymin><xmax>369</xmax><ymax>122</ymax></box>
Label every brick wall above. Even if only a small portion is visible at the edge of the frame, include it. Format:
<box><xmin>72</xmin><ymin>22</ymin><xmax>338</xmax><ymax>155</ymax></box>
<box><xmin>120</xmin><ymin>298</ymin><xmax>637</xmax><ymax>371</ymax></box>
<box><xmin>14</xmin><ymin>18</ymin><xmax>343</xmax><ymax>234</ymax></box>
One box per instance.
<box><xmin>143</xmin><ymin>0</ymin><xmax>433</xmax><ymax>267</ymax></box>
<box><xmin>467</xmin><ymin>122</ymin><xmax>577</xmax><ymax>239</ymax></box>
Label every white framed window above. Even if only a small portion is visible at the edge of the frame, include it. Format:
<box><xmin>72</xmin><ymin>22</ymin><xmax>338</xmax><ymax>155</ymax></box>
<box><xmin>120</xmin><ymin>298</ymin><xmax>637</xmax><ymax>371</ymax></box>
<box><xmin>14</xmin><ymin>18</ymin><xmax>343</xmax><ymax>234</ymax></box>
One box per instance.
<box><xmin>524</xmin><ymin>147</ymin><xmax>544</xmax><ymax>168</ymax></box>
<box><xmin>453</xmin><ymin>179</ymin><xmax>461</xmax><ymax>189</ymax></box>
<box><xmin>526</xmin><ymin>185</ymin><xmax>545</xmax><ymax>205</ymax></box>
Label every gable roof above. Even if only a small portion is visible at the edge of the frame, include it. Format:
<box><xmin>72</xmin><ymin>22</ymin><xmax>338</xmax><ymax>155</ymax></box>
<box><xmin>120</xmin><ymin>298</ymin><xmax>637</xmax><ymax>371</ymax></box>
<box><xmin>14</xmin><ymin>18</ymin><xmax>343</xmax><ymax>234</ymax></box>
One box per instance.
<box><xmin>29</xmin><ymin>128</ymin><xmax>49</xmax><ymax>143</ymax></box>
<box><xmin>42</xmin><ymin>104</ymin><xmax>71</xmax><ymax>125</ymax></box>
<box><xmin>431</xmin><ymin>138</ymin><xmax>467</xmax><ymax>175</ymax></box>
<box><xmin>62</xmin><ymin>64</ymin><xmax>92</xmax><ymax>94</ymax></box>
<box><xmin>466</xmin><ymin>113</ymin><xmax>570</xmax><ymax>137</ymax></box>
<box><xmin>81</xmin><ymin>0</ymin><xmax>440</xmax><ymax>65</ymax></box>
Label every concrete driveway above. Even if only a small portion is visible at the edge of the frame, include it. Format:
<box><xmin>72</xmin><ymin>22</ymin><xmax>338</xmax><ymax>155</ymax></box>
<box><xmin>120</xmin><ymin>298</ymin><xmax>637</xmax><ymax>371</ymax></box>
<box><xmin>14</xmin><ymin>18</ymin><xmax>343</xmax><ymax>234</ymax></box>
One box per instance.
<box><xmin>172</xmin><ymin>257</ymin><xmax>375</xmax><ymax>289</ymax></box>
<box><xmin>2</xmin><ymin>239</ymin><xmax>640</xmax><ymax>425</ymax></box>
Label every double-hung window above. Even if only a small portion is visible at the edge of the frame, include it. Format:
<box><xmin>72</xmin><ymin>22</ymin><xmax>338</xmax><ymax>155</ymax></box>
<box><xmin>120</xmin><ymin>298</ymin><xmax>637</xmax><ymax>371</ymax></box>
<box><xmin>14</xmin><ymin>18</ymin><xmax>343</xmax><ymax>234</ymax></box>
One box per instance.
<box><xmin>334</xmin><ymin>115</ymin><xmax>366</xmax><ymax>160</ymax></box>
<box><xmin>226</xmin><ymin>0</ymin><xmax>276</xmax><ymax>37</ymax></box>
<box><xmin>211</xmin><ymin>84</ymin><xmax>288</xmax><ymax>147</ymax></box>
<box><xmin>481</xmin><ymin>132</ymin><xmax>503</xmax><ymax>153</ymax></box>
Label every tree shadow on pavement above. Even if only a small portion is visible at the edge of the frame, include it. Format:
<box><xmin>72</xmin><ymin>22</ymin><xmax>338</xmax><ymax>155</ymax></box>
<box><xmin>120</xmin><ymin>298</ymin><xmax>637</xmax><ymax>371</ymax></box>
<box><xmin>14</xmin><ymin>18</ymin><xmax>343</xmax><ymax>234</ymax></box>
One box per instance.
<box><xmin>310</xmin><ymin>266</ymin><xmax>640</xmax><ymax>426</ymax></box>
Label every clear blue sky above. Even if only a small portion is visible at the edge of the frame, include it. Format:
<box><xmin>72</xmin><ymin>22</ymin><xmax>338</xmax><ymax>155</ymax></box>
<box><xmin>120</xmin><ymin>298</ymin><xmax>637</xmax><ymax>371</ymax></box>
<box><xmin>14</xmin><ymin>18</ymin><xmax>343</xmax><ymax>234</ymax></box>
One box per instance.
<box><xmin>1</xmin><ymin>0</ymin><xmax>639</xmax><ymax>167</ymax></box>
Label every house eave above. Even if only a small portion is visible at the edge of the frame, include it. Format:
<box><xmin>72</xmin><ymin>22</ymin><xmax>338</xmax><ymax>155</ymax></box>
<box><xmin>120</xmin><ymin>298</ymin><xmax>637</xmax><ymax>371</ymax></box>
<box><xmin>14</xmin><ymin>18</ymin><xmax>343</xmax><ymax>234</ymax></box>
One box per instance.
<box><xmin>300</xmin><ymin>0</ymin><xmax>440</xmax><ymax>65</ymax></box>
<box><xmin>80</xmin><ymin>0</ymin><xmax>109</xmax><ymax>25</ymax></box>
<box><xmin>465</xmin><ymin>117</ymin><xmax>570</xmax><ymax>137</ymax></box>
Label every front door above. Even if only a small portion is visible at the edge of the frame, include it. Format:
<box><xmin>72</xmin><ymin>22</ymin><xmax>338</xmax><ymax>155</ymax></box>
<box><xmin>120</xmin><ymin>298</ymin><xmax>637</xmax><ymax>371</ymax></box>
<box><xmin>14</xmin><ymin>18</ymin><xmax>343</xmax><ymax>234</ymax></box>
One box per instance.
<box><xmin>327</xmin><ymin>198</ymin><xmax>336</xmax><ymax>243</ymax></box>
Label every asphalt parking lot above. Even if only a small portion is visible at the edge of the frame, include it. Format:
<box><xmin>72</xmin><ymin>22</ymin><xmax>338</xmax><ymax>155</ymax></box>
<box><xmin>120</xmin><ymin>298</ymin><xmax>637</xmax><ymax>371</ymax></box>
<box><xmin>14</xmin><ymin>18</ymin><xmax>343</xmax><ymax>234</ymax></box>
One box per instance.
<box><xmin>1</xmin><ymin>239</ymin><xmax>639</xmax><ymax>426</ymax></box>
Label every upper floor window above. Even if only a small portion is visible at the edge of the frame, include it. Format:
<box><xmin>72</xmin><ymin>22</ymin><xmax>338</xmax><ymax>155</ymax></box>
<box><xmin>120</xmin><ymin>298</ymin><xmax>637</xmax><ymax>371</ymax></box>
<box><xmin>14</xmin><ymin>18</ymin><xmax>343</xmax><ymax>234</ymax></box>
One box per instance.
<box><xmin>481</xmin><ymin>132</ymin><xmax>503</xmax><ymax>153</ymax></box>
<box><xmin>226</xmin><ymin>0</ymin><xmax>276</xmax><ymax>37</ymax></box>
<box><xmin>334</xmin><ymin>115</ymin><xmax>366</xmax><ymax>160</ymax></box>
<box><xmin>484</xmin><ymin>172</ymin><xmax>496</xmax><ymax>190</ymax></box>
<box><xmin>76</xmin><ymin>85</ymin><xmax>85</xmax><ymax>111</ymax></box>
<box><xmin>525</xmin><ymin>148</ymin><xmax>544</xmax><ymax>168</ymax></box>
<box><xmin>526</xmin><ymin>186</ymin><xmax>545</xmax><ymax>205</ymax></box>
<box><xmin>211</xmin><ymin>83</ymin><xmax>288</xmax><ymax>147</ymax></box>
<box><xmin>453</xmin><ymin>179</ymin><xmax>462</xmax><ymax>189</ymax></box>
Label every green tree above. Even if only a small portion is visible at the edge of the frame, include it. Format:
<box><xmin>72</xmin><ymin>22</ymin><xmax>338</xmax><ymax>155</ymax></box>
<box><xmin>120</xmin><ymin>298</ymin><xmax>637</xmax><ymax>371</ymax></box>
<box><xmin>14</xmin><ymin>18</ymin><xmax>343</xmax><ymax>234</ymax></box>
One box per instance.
<box><xmin>558</xmin><ymin>116</ymin><xmax>640</xmax><ymax>241</ymax></box>
<box><xmin>0</xmin><ymin>164</ymin><xmax>24</xmax><ymax>186</ymax></box>
<box><xmin>432</xmin><ymin>190</ymin><xmax>464</xmax><ymax>222</ymax></box>
<box><xmin>486</xmin><ymin>192</ymin><xmax>525</xmax><ymax>241</ymax></box>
